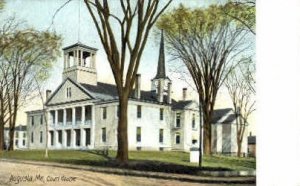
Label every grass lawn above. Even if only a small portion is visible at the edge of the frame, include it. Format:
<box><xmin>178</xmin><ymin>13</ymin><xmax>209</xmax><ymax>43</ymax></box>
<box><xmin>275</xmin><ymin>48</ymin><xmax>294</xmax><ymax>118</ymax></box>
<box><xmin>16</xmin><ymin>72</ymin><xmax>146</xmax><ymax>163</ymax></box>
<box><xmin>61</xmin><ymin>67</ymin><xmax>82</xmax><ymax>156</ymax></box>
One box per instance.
<box><xmin>0</xmin><ymin>150</ymin><xmax>255</xmax><ymax>174</ymax></box>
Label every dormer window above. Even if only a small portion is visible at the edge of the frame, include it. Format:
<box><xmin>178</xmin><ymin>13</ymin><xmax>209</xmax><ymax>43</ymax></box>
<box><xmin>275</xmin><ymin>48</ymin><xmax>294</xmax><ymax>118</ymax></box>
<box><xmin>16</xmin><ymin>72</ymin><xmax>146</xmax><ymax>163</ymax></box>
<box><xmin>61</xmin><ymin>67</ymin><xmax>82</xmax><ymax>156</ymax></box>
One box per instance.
<box><xmin>66</xmin><ymin>87</ymin><xmax>72</xmax><ymax>98</ymax></box>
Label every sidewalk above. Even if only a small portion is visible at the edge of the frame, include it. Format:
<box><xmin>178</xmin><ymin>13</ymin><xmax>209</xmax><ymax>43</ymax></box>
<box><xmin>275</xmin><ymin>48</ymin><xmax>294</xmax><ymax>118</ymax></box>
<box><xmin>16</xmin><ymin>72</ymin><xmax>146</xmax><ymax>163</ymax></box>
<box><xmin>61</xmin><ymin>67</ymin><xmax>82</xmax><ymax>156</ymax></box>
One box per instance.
<box><xmin>0</xmin><ymin>159</ymin><xmax>255</xmax><ymax>185</ymax></box>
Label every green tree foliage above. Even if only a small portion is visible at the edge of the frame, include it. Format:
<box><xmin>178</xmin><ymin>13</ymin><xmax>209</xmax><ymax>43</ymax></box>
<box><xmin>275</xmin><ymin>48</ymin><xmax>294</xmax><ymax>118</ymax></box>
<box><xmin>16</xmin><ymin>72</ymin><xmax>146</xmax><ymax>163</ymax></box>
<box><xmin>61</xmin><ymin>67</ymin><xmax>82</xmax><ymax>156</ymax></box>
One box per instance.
<box><xmin>157</xmin><ymin>2</ymin><xmax>253</xmax><ymax>156</ymax></box>
<box><xmin>0</xmin><ymin>19</ymin><xmax>61</xmax><ymax>150</ymax></box>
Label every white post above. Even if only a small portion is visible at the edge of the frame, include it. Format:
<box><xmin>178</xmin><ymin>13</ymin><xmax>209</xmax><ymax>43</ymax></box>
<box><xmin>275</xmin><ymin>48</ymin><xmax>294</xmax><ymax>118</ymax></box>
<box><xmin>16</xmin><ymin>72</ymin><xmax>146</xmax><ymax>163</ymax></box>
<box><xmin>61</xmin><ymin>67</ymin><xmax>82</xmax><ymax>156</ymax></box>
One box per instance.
<box><xmin>81</xmin><ymin>50</ymin><xmax>84</xmax><ymax>66</ymax></box>
<box><xmin>71</xmin><ymin>129</ymin><xmax>75</xmax><ymax>148</ymax></box>
<box><xmin>90</xmin><ymin>105</ymin><xmax>95</xmax><ymax>148</ymax></box>
<box><xmin>75</xmin><ymin>50</ymin><xmax>78</xmax><ymax>66</ymax></box>
<box><xmin>55</xmin><ymin>110</ymin><xmax>58</xmax><ymax>126</ymax></box>
<box><xmin>62</xmin><ymin>130</ymin><xmax>67</xmax><ymax>147</ymax></box>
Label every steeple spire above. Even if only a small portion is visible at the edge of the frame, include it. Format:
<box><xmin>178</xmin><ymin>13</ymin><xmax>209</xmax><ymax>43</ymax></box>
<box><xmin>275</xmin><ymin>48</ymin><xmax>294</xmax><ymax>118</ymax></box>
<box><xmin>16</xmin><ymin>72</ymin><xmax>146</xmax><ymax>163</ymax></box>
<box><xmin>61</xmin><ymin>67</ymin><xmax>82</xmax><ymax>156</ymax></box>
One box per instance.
<box><xmin>155</xmin><ymin>30</ymin><xmax>166</xmax><ymax>79</ymax></box>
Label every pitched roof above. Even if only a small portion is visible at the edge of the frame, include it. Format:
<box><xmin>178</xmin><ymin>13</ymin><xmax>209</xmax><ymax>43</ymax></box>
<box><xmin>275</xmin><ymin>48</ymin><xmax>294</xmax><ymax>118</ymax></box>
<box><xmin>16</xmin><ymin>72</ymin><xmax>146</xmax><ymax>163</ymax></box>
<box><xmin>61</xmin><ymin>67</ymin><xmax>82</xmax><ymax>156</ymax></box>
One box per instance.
<box><xmin>62</xmin><ymin>42</ymin><xmax>98</xmax><ymax>51</ymax></box>
<box><xmin>211</xmin><ymin>108</ymin><xmax>238</xmax><ymax>124</ymax></box>
<box><xmin>172</xmin><ymin>100</ymin><xmax>193</xmax><ymax>110</ymax></box>
<box><xmin>45</xmin><ymin>78</ymin><xmax>94</xmax><ymax>106</ymax></box>
<box><xmin>154</xmin><ymin>30</ymin><xmax>167</xmax><ymax>79</ymax></box>
<box><xmin>211</xmin><ymin>108</ymin><xmax>232</xmax><ymax>123</ymax></box>
<box><xmin>248</xmin><ymin>136</ymin><xmax>256</xmax><ymax>144</ymax></box>
<box><xmin>80</xmin><ymin>82</ymin><xmax>173</xmax><ymax>104</ymax></box>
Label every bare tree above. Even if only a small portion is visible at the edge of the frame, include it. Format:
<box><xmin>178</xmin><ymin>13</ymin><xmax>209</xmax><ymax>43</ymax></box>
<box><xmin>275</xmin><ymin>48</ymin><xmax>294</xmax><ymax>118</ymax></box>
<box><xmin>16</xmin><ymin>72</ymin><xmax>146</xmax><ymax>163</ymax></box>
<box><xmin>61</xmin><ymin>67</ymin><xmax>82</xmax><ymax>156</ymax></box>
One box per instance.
<box><xmin>157</xmin><ymin>4</ymin><xmax>252</xmax><ymax>156</ymax></box>
<box><xmin>225</xmin><ymin>59</ymin><xmax>255</xmax><ymax>157</ymax></box>
<box><xmin>84</xmin><ymin>0</ymin><xmax>172</xmax><ymax>164</ymax></box>
<box><xmin>34</xmin><ymin>75</ymin><xmax>49</xmax><ymax>158</ymax></box>
<box><xmin>0</xmin><ymin>20</ymin><xmax>61</xmax><ymax>150</ymax></box>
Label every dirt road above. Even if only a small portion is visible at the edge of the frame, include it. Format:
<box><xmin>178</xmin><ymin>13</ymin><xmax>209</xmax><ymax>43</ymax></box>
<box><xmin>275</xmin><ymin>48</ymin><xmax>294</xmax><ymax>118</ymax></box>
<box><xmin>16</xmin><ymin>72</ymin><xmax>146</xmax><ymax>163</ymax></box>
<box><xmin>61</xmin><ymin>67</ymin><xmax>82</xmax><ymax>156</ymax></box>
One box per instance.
<box><xmin>0</xmin><ymin>161</ymin><xmax>254</xmax><ymax>186</ymax></box>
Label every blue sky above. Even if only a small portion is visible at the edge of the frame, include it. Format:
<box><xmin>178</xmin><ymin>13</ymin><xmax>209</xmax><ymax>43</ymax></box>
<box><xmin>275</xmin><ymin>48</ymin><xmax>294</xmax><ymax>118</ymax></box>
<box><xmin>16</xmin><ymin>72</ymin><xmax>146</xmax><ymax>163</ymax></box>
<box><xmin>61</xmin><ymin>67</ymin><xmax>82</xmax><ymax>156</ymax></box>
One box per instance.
<box><xmin>0</xmin><ymin>0</ymin><xmax>254</xmax><ymax>133</ymax></box>
<box><xmin>0</xmin><ymin>0</ymin><xmax>221</xmax><ymax>96</ymax></box>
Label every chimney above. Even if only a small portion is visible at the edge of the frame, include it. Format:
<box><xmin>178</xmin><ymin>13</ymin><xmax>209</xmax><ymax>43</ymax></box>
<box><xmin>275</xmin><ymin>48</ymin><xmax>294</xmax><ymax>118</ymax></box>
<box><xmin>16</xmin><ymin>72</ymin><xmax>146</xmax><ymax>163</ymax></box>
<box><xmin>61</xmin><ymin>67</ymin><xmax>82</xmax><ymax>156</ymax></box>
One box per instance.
<box><xmin>158</xmin><ymin>80</ymin><xmax>164</xmax><ymax>103</ymax></box>
<box><xmin>46</xmin><ymin>90</ymin><xmax>52</xmax><ymax>100</ymax></box>
<box><xmin>182</xmin><ymin>88</ymin><xmax>187</xmax><ymax>101</ymax></box>
<box><xmin>134</xmin><ymin>74</ymin><xmax>141</xmax><ymax>99</ymax></box>
<box><xmin>167</xmin><ymin>82</ymin><xmax>172</xmax><ymax>104</ymax></box>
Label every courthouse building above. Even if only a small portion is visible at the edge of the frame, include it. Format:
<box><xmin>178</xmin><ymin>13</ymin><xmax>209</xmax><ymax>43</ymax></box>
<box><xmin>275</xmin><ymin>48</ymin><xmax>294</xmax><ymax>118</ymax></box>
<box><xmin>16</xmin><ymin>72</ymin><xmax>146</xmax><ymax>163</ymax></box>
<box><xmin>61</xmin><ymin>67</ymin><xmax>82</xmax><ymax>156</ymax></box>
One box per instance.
<box><xmin>26</xmin><ymin>33</ymin><xmax>246</xmax><ymax>155</ymax></box>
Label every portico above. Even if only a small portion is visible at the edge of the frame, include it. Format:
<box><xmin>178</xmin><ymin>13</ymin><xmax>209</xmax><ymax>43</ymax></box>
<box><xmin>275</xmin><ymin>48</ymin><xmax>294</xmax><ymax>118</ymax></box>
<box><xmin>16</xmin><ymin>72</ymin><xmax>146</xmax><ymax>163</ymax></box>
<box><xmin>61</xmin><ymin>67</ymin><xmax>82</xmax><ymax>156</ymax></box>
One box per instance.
<box><xmin>48</xmin><ymin>104</ymin><xmax>95</xmax><ymax>149</ymax></box>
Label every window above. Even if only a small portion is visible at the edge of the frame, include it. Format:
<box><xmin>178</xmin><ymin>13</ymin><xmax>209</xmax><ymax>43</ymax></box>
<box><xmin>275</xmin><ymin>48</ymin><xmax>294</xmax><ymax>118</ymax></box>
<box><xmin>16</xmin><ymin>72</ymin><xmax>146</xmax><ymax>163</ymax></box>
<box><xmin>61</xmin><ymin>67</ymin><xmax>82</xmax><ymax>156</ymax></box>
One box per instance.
<box><xmin>192</xmin><ymin>139</ymin><xmax>197</xmax><ymax>144</ymax></box>
<box><xmin>192</xmin><ymin>113</ymin><xmax>196</xmax><ymax>129</ymax></box>
<box><xmin>15</xmin><ymin>132</ymin><xmax>19</xmax><ymax>139</ymax></box>
<box><xmin>50</xmin><ymin>131</ymin><xmax>54</xmax><ymax>146</ymax></box>
<box><xmin>40</xmin><ymin>115</ymin><xmax>43</xmax><ymax>125</ymax></box>
<box><xmin>160</xmin><ymin>108</ymin><xmax>164</xmax><ymax>121</ymax></box>
<box><xmin>159</xmin><ymin>129</ymin><xmax>164</xmax><ymax>143</ymax></box>
<box><xmin>136</xmin><ymin>127</ymin><xmax>141</xmax><ymax>142</ymax></box>
<box><xmin>58</xmin><ymin>131</ymin><xmax>62</xmax><ymax>144</ymax></box>
<box><xmin>102</xmin><ymin>128</ymin><xmax>106</xmax><ymax>142</ymax></box>
<box><xmin>66</xmin><ymin>87</ymin><xmax>72</xmax><ymax>98</ymax></box>
<box><xmin>137</xmin><ymin>105</ymin><xmax>142</xmax><ymax>118</ymax></box>
<box><xmin>103</xmin><ymin>107</ymin><xmax>107</xmax><ymax>119</ymax></box>
<box><xmin>175</xmin><ymin>133</ymin><xmax>180</xmax><ymax>144</ymax></box>
<box><xmin>40</xmin><ymin>131</ymin><xmax>43</xmax><ymax>143</ymax></box>
<box><xmin>31</xmin><ymin>116</ymin><xmax>34</xmax><ymax>126</ymax></box>
<box><xmin>31</xmin><ymin>132</ymin><xmax>34</xmax><ymax>143</ymax></box>
<box><xmin>23</xmin><ymin>132</ymin><xmax>26</xmax><ymax>138</ymax></box>
<box><xmin>15</xmin><ymin>140</ymin><xmax>18</xmax><ymax>146</ymax></box>
<box><xmin>176</xmin><ymin>113</ymin><xmax>181</xmax><ymax>128</ymax></box>
<box><xmin>22</xmin><ymin>140</ymin><xmax>25</xmax><ymax>146</ymax></box>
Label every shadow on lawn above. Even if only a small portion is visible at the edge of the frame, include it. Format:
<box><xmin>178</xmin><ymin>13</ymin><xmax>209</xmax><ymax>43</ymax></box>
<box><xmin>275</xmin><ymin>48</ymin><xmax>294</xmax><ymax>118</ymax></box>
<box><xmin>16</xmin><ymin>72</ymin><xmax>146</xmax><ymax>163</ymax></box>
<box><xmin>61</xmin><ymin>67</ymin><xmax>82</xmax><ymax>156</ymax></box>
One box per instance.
<box><xmin>54</xmin><ymin>151</ymin><xmax>231</xmax><ymax>175</ymax></box>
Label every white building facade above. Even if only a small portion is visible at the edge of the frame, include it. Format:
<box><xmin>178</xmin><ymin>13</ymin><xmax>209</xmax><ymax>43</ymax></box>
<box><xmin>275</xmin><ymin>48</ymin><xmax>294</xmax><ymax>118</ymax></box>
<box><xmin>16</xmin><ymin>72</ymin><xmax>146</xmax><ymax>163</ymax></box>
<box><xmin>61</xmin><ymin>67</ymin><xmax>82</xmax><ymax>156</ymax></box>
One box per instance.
<box><xmin>26</xmin><ymin>34</ymin><xmax>247</xmax><ymax>155</ymax></box>
<box><xmin>27</xmin><ymin>34</ymin><xmax>201</xmax><ymax>152</ymax></box>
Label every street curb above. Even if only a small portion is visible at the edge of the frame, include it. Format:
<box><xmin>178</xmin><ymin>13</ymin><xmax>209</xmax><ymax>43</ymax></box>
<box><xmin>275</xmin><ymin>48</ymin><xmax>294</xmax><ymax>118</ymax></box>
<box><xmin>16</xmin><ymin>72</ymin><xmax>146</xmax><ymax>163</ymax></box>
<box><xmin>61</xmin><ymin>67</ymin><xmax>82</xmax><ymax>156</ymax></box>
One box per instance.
<box><xmin>0</xmin><ymin>159</ymin><xmax>256</xmax><ymax>184</ymax></box>
<box><xmin>200</xmin><ymin>170</ymin><xmax>256</xmax><ymax>177</ymax></box>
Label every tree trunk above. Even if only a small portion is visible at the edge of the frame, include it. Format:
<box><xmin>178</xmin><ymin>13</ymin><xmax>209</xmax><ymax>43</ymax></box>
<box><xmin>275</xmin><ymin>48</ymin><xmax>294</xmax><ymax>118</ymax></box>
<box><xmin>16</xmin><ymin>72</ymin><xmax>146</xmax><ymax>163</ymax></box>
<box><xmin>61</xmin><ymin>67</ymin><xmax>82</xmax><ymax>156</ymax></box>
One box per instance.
<box><xmin>203</xmin><ymin>120</ymin><xmax>212</xmax><ymax>155</ymax></box>
<box><xmin>0</xmin><ymin>123</ymin><xmax>4</xmax><ymax>151</ymax></box>
<box><xmin>8</xmin><ymin>127</ymin><xmax>14</xmax><ymax>151</ymax></box>
<box><xmin>8</xmin><ymin>103</ymin><xmax>18</xmax><ymax>151</ymax></box>
<box><xmin>116</xmin><ymin>96</ymin><xmax>129</xmax><ymax>164</ymax></box>
<box><xmin>237</xmin><ymin>140</ymin><xmax>242</xmax><ymax>157</ymax></box>
<box><xmin>44</xmin><ymin>111</ymin><xmax>48</xmax><ymax>158</ymax></box>
<box><xmin>198</xmin><ymin>97</ymin><xmax>203</xmax><ymax>167</ymax></box>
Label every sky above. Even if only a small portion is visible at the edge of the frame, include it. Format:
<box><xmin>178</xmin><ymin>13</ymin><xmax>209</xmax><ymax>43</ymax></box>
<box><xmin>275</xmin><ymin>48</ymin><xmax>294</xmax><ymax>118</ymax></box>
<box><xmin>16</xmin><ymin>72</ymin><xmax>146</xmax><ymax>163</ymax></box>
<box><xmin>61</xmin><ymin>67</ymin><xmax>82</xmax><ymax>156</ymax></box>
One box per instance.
<box><xmin>0</xmin><ymin>0</ymin><xmax>255</xmax><ymax>134</ymax></box>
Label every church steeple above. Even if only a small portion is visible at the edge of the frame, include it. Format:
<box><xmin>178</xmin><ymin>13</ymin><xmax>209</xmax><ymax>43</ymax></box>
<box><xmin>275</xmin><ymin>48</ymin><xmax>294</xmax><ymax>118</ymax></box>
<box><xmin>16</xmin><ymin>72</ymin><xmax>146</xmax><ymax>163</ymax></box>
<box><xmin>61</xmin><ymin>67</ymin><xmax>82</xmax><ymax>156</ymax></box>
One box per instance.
<box><xmin>154</xmin><ymin>30</ymin><xmax>166</xmax><ymax>79</ymax></box>
<box><xmin>151</xmin><ymin>30</ymin><xmax>172</xmax><ymax>103</ymax></box>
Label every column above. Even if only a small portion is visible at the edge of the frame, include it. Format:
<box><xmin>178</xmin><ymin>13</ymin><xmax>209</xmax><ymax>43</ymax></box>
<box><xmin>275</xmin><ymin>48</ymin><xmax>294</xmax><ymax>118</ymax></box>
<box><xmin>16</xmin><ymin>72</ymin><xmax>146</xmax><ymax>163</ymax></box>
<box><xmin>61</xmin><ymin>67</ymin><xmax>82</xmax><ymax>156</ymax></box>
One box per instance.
<box><xmin>75</xmin><ymin>50</ymin><xmax>78</xmax><ymax>66</ymax></box>
<box><xmin>63</xmin><ymin>109</ymin><xmax>66</xmax><ymax>126</ymax></box>
<box><xmin>72</xmin><ymin>107</ymin><xmax>76</xmax><ymax>126</ymax></box>
<box><xmin>55</xmin><ymin>110</ymin><xmax>58</xmax><ymax>126</ymax></box>
<box><xmin>92</xmin><ymin>53</ymin><xmax>96</xmax><ymax>68</ymax></box>
<box><xmin>81</xmin><ymin>50</ymin><xmax>84</xmax><ymax>67</ymax></box>
<box><xmin>90</xmin><ymin>105</ymin><xmax>95</xmax><ymax>148</ymax></box>
<box><xmin>62</xmin><ymin>130</ymin><xmax>66</xmax><ymax>147</ymax></box>
<box><xmin>48</xmin><ymin>131</ymin><xmax>51</xmax><ymax>149</ymax></box>
<box><xmin>81</xmin><ymin>106</ymin><xmax>85</xmax><ymax>125</ymax></box>
<box><xmin>80</xmin><ymin>128</ymin><xmax>86</xmax><ymax>147</ymax></box>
